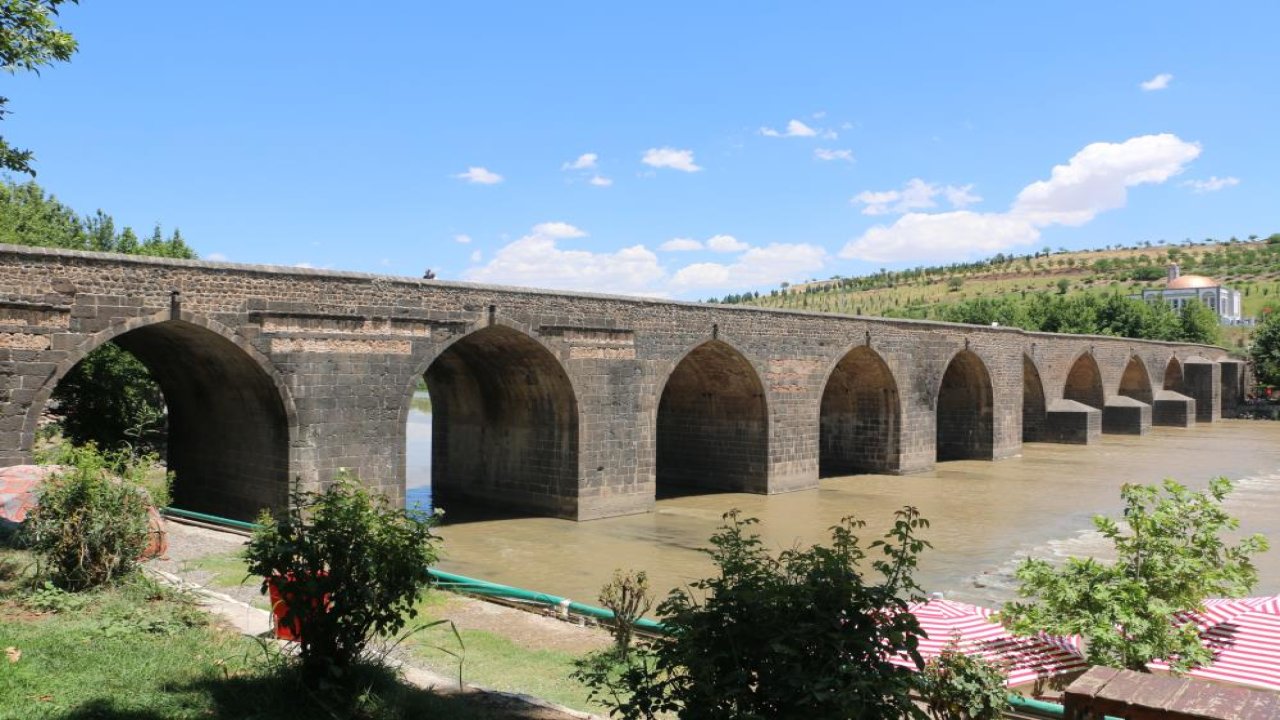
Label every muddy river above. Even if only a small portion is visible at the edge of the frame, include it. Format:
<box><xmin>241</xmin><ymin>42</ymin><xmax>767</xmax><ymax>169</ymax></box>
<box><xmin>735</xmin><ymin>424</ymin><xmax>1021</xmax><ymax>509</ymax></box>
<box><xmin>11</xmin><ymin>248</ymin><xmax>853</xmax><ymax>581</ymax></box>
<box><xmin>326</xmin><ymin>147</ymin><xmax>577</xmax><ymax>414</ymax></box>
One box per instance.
<box><xmin>406</xmin><ymin>395</ymin><xmax>1280</xmax><ymax>608</ymax></box>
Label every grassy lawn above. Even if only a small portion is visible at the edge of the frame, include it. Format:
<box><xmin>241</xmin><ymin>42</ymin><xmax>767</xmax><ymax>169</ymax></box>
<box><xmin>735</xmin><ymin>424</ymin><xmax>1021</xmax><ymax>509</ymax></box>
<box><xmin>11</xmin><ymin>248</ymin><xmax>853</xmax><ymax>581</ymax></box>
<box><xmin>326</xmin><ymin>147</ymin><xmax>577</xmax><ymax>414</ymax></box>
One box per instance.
<box><xmin>178</xmin><ymin>548</ymin><xmax>606</xmax><ymax>714</ymax></box>
<box><xmin>0</xmin><ymin>548</ymin><xmax>566</xmax><ymax>719</ymax></box>
<box><xmin>405</xmin><ymin>610</ymin><xmax>602</xmax><ymax>713</ymax></box>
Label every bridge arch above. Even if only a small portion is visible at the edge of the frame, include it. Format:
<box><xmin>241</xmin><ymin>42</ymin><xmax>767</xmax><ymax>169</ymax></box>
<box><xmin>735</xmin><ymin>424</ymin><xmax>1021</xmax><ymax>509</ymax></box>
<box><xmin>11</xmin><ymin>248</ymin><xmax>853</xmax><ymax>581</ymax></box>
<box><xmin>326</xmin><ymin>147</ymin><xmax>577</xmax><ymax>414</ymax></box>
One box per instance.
<box><xmin>819</xmin><ymin>345</ymin><xmax>900</xmax><ymax>476</ymax></box>
<box><xmin>1118</xmin><ymin>355</ymin><xmax>1154</xmax><ymax>404</ymax></box>
<box><xmin>935</xmin><ymin>349</ymin><xmax>994</xmax><ymax>462</ymax></box>
<box><xmin>418</xmin><ymin>324</ymin><xmax>580</xmax><ymax>518</ymax></box>
<box><xmin>1163</xmin><ymin>356</ymin><xmax>1184</xmax><ymax>392</ymax></box>
<box><xmin>1022</xmin><ymin>354</ymin><xmax>1047</xmax><ymax>442</ymax></box>
<box><xmin>1063</xmin><ymin>351</ymin><xmax>1105</xmax><ymax>409</ymax></box>
<box><xmin>26</xmin><ymin>311</ymin><xmax>296</xmax><ymax>521</ymax></box>
<box><xmin>656</xmin><ymin>339</ymin><xmax>768</xmax><ymax>494</ymax></box>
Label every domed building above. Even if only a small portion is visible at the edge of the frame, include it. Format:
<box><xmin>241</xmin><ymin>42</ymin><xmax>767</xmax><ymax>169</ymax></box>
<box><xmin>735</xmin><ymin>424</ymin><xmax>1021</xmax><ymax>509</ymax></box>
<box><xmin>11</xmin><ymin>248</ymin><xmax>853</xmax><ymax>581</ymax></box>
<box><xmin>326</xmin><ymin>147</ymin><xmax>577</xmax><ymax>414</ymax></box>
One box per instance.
<box><xmin>1137</xmin><ymin>264</ymin><xmax>1244</xmax><ymax>324</ymax></box>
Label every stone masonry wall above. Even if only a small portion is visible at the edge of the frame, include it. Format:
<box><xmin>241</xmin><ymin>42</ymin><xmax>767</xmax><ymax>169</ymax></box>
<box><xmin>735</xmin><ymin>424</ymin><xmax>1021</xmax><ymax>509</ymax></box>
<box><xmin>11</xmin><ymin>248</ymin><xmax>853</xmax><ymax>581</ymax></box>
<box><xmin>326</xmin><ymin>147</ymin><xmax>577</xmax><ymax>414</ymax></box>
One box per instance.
<box><xmin>0</xmin><ymin>245</ymin><xmax>1235</xmax><ymax>521</ymax></box>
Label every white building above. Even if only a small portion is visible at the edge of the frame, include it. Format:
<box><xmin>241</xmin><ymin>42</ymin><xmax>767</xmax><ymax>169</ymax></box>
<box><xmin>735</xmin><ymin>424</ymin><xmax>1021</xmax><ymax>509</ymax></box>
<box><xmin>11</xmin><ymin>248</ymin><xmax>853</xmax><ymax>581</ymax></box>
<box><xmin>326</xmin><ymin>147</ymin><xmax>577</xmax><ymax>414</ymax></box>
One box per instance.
<box><xmin>1136</xmin><ymin>264</ymin><xmax>1244</xmax><ymax>324</ymax></box>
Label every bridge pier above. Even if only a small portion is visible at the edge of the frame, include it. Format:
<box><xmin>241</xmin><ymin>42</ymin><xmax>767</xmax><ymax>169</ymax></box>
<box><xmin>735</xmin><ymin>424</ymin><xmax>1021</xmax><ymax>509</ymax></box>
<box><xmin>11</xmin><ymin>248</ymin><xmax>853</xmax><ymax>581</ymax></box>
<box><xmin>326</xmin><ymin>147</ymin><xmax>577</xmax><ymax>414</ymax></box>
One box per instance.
<box><xmin>1184</xmin><ymin>358</ymin><xmax>1221</xmax><ymax>423</ymax></box>
<box><xmin>1044</xmin><ymin>400</ymin><xmax>1101</xmax><ymax>444</ymax></box>
<box><xmin>1152</xmin><ymin>390</ymin><xmax>1196</xmax><ymax>427</ymax></box>
<box><xmin>1220</xmin><ymin>360</ymin><xmax>1246</xmax><ymax>418</ymax></box>
<box><xmin>1102</xmin><ymin>396</ymin><xmax>1152</xmax><ymax>435</ymax></box>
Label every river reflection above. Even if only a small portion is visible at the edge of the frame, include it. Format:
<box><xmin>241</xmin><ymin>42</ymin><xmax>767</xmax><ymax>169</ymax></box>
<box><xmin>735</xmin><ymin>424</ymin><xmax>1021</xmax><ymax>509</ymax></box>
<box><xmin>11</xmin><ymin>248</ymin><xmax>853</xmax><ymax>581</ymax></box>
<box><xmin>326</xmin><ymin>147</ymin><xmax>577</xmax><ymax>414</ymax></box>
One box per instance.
<box><xmin>407</xmin><ymin>399</ymin><xmax>1280</xmax><ymax>608</ymax></box>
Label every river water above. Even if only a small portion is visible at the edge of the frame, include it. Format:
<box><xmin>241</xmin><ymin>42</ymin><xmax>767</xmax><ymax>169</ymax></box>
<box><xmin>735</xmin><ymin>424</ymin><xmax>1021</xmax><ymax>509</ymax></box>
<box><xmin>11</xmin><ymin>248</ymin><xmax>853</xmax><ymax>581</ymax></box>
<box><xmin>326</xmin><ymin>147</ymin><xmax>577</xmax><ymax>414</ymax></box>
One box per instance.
<box><xmin>405</xmin><ymin>393</ymin><xmax>1280</xmax><ymax>608</ymax></box>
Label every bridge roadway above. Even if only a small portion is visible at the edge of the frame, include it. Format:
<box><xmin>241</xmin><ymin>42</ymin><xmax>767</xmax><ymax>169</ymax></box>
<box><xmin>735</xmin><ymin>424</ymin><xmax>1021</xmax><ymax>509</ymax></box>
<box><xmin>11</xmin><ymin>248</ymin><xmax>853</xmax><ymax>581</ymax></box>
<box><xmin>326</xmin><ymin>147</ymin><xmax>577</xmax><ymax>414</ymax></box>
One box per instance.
<box><xmin>0</xmin><ymin>245</ymin><xmax>1245</xmax><ymax>521</ymax></box>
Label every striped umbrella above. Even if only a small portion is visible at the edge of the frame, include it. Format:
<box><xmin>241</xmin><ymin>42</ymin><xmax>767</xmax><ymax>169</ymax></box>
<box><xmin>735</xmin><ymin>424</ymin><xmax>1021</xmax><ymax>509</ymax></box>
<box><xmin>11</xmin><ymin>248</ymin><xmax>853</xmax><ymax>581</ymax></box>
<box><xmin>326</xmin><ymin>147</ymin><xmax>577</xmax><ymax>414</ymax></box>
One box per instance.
<box><xmin>894</xmin><ymin>598</ymin><xmax>1088</xmax><ymax>687</ymax></box>
<box><xmin>1150</xmin><ymin>596</ymin><xmax>1280</xmax><ymax>692</ymax></box>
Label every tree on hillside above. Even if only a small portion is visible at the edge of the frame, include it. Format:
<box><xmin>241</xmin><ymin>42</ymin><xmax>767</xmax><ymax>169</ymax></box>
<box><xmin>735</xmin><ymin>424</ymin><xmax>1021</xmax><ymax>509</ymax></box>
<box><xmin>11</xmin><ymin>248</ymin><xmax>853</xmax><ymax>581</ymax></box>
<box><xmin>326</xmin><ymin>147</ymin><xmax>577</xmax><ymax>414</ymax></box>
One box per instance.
<box><xmin>1250</xmin><ymin>311</ymin><xmax>1280</xmax><ymax>387</ymax></box>
<box><xmin>1001</xmin><ymin>478</ymin><xmax>1268</xmax><ymax>672</ymax></box>
<box><xmin>0</xmin><ymin>0</ymin><xmax>79</xmax><ymax>175</ymax></box>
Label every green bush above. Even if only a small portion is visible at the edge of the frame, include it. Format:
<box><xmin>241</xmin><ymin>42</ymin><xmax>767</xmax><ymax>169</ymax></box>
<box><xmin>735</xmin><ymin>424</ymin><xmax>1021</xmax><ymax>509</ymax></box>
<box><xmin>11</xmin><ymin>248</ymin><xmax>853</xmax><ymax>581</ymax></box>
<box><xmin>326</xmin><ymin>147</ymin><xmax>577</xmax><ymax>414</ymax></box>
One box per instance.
<box><xmin>24</xmin><ymin>444</ymin><xmax>165</xmax><ymax>591</ymax></box>
<box><xmin>581</xmin><ymin>508</ymin><xmax>932</xmax><ymax>720</ymax></box>
<box><xmin>599</xmin><ymin>569</ymin><xmax>652</xmax><ymax>662</ymax></box>
<box><xmin>917</xmin><ymin>642</ymin><xmax>1009</xmax><ymax>720</ymax></box>
<box><xmin>244</xmin><ymin>472</ymin><xmax>442</xmax><ymax>680</ymax></box>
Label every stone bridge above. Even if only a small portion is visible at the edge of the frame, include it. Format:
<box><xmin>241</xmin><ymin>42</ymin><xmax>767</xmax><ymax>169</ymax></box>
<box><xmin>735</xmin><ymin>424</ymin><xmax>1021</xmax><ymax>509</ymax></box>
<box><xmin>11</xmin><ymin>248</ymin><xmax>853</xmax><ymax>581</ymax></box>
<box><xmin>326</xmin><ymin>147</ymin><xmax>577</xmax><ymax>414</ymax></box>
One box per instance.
<box><xmin>0</xmin><ymin>245</ymin><xmax>1245</xmax><ymax>521</ymax></box>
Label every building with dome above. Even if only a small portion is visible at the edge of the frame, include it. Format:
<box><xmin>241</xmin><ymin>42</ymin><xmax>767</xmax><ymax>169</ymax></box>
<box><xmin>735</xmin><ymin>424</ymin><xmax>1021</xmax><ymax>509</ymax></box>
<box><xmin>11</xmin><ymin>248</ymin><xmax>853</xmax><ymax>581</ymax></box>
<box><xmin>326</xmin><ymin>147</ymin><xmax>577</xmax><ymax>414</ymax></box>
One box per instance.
<box><xmin>1136</xmin><ymin>264</ymin><xmax>1244</xmax><ymax>324</ymax></box>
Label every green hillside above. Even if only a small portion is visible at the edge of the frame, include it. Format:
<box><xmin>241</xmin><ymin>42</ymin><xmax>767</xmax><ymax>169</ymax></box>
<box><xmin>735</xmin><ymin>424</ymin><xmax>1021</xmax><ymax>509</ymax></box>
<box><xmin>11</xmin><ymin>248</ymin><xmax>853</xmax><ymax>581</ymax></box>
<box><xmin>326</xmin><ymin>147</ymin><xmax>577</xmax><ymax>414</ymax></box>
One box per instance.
<box><xmin>717</xmin><ymin>235</ymin><xmax>1280</xmax><ymax>347</ymax></box>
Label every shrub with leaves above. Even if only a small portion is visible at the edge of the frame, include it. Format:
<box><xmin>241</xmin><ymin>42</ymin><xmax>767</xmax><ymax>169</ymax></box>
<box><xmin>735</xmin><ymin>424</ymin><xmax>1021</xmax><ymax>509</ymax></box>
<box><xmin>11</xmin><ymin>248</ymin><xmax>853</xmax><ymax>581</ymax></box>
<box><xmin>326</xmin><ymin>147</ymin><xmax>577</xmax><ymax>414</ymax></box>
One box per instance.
<box><xmin>244</xmin><ymin>471</ymin><xmax>442</xmax><ymax>680</ymax></box>
<box><xmin>1001</xmin><ymin>477</ymin><xmax>1268</xmax><ymax>671</ymax></box>
<box><xmin>599</xmin><ymin>569</ymin><xmax>652</xmax><ymax>662</ymax></box>
<box><xmin>24</xmin><ymin>444</ymin><xmax>165</xmax><ymax>591</ymax></box>
<box><xmin>917</xmin><ymin>641</ymin><xmax>1009</xmax><ymax>720</ymax></box>
<box><xmin>582</xmin><ymin>508</ymin><xmax>932</xmax><ymax>720</ymax></box>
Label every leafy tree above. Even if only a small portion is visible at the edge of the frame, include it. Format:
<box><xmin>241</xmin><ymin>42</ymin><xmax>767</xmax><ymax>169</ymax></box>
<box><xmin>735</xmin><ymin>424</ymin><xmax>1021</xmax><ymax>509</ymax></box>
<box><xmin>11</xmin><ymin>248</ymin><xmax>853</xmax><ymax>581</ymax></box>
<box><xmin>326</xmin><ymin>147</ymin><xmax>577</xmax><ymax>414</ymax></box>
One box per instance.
<box><xmin>244</xmin><ymin>473</ymin><xmax>443</xmax><ymax>681</ymax></box>
<box><xmin>1001</xmin><ymin>478</ymin><xmax>1268</xmax><ymax>672</ymax></box>
<box><xmin>52</xmin><ymin>343</ymin><xmax>166</xmax><ymax>456</ymax></box>
<box><xmin>582</xmin><ymin>509</ymin><xmax>933</xmax><ymax>720</ymax></box>
<box><xmin>1249</xmin><ymin>311</ymin><xmax>1280</xmax><ymax>387</ymax></box>
<box><xmin>1178</xmin><ymin>299</ymin><xmax>1221</xmax><ymax>345</ymax></box>
<box><xmin>0</xmin><ymin>0</ymin><xmax>79</xmax><ymax>175</ymax></box>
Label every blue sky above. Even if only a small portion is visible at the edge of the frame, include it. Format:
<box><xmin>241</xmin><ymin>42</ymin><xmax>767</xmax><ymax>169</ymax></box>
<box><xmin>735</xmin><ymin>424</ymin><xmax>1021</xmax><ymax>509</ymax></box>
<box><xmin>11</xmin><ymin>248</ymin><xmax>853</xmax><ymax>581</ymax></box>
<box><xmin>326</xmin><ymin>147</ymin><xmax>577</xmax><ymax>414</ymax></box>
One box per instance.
<box><xmin>8</xmin><ymin>2</ymin><xmax>1278</xmax><ymax>298</ymax></box>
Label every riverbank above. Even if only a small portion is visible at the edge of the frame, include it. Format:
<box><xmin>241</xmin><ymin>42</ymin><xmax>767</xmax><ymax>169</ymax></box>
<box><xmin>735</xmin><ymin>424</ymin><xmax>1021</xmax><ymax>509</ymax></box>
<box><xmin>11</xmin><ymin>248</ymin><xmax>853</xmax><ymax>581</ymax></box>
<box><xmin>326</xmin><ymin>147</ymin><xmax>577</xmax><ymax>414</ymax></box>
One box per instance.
<box><xmin>147</xmin><ymin>521</ymin><xmax>613</xmax><ymax>715</ymax></box>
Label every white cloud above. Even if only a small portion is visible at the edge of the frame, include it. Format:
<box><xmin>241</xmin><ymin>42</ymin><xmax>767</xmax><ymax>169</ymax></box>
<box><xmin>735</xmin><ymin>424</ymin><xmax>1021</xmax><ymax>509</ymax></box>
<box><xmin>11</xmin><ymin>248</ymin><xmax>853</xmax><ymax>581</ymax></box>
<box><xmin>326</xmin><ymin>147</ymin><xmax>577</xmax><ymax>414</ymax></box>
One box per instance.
<box><xmin>1140</xmin><ymin>73</ymin><xmax>1173</xmax><ymax>91</ymax></box>
<box><xmin>943</xmin><ymin>184</ymin><xmax>982</xmax><ymax>208</ymax></box>
<box><xmin>642</xmin><ymin>147</ymin><xmax>702</xmax><ymax>172</ymax></box>
<box><xmin>531</xmin><ymin>221</ymin><xmax>587</xmax><ymax>239</ymax></box>
<box><xmin>760</xmin><ymin>119</ymin><xmax>819</xmax><ymax>138</ymax></box>
<box><xmin>1182</xmin><ymin>175</ymin><xmax>1240</xmax><ymax>193</ymax></box>
<box><xmin>841</xmin><ymin>133</ymin><xmax>1202</xmax><ymax>263</ymax></box>
<box><xmin>670</xmin><ymin>243</ymin><xmax>828</xmax><ymax>291</ymax></box>
<box><xmin>563</xmin><ymin>153</ymin><xmax>598</xmax><ymax>171</ymax></box>
<box><xmin>660</xmin><ymin>237</ymin><xmax>703</xmax><ymax>252</ymax></box>
<box><xmin>1012</xmin><ymin>133</ymin><xmax>1200</xmax><ymax>226</ymax></box>
<box><xmin>294</xmin><ymin>262</ymin><xmax>316</xmax><ymax>269</ymax></box>
<box><xmin>852</xmin><ymin>178</ymin><xmax>947</xmax><ymax>215</ymax></box>
<box><xmin>812</xmin><ymin>111</ymin><xmax>827</xmax><ymax>119</ymax></box>
<box><xmin>206</xmin><ymin>252</ymin><xmax>228</xmax><ymax>262</ymax></box>
<box><xmin>706</xmin><ymin>234</ymin><xmax>748</xmax><ymax>252</ymax></box>
<box><xmin>840</xmin><ymin>212</ymin><xmax>1040</xmax><ymax>262</ymax></box>
<box><xmin>470</xmin><ymin>250</ymin><xmax>482</xmax><ymax>263</ymax></box>
<box><xmin>466</xmin><ymin>223</ymin><xmax>665</xmax><ymax>295</ymax></box>
<box><xmin>455</xmin><ymin>166</ymin><xmax>503</xmax><ymax>184</ymax></box>
<box><xmin>588</xmin><ymin>175</ymin><xmax>613</xmax><ymax>187</ymax></box>
<box><xmin>454</xmin><ymin>234</ymin><xmax>472</xmax><ymax>244</ymax></box>
<box><xmin>815</xmin><ymin>148</ymin><xmax>854</xmax><ymax>162</ymax></box>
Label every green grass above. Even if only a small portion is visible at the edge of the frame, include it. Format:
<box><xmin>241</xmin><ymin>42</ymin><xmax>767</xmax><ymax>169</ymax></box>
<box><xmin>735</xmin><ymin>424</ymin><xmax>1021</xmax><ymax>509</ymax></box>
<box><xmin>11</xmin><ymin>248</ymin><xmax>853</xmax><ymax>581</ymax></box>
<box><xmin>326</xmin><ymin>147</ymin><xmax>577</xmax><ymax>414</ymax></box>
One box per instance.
<box><xmin>407</xmin><ymin>620</ymin><xmax>601</xmax><ymax>713</ymax></box>
<box><xmin>0</xmin><ymin>548</ymin><xmax>552</xmax><ymax>719</ymax></box>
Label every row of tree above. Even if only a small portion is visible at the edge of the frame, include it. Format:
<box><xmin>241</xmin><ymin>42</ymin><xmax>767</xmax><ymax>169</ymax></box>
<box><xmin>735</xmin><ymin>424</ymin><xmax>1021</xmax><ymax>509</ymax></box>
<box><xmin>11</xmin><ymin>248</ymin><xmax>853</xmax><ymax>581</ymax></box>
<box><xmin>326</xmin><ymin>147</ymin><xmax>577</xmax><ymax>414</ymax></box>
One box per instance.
<box><xmin>888</xmin><ymin>290</ymin><xmax>1222</xmax><ymax>345</ymax></box>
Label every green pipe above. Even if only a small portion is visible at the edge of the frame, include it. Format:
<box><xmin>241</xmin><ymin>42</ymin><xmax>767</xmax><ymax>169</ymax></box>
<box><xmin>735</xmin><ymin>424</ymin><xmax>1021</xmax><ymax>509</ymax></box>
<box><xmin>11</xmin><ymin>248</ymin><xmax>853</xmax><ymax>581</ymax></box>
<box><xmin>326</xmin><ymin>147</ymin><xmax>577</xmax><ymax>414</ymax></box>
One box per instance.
<box><xmin>162</xmin><ymin>506</ymin><xmax>262</xmax><ymax>532</ymax></box>
<box><xmin>427</xmin><ymin>568</ymin><xmax>667</xmax><ymax>632</ymax></box>
<box><xmin>1008</xmin><ymin>694</ymin><xmax>1064</xmax><ymax>717</ymax></box>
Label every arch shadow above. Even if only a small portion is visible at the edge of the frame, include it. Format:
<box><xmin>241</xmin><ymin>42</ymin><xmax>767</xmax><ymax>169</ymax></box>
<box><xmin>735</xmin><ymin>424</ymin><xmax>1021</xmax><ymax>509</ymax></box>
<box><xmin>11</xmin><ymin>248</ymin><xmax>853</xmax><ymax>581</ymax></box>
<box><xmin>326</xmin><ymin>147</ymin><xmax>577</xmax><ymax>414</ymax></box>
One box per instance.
<box><xmin>819</xmin><ymin>346</ymin><xmax>900</xmax><ymax>476</ymax></box>
<box><xmin>421</xmin><ymin>325</ymin><xmax>580</xmax><ymax>519</ymax></box>
<box><xmin>1164</xmin><ymin>356</ymin><xmax>1184</xmax><ymax>392</ymax></box>
<box><xmin>1022</xmin><ymin>354</ymin><xmax>1047</xmax><ymax>442</ymax></box>
<box><xmin>1063</xmin><ymin>352</ymin><xmax>1105</xmax><ymax>409</ymax></box>
<box><xmin>29</xmin><ymin>312</ymin><xmax>296</xmax><ymax>521</ymax></box>
<box><xmin>935</xmin><ymin>350</ymin><xmax>994</xmax><ymax>462</ymax></box>
<box><xmin>1119</xmin><ymin>355</ymin><xmax>1154</xmax><ymax>404</ymax></box>
<box><xmin>656</xmin><ymin>339</ymin><xmax>768</xmax><ymax>496</ymax></box>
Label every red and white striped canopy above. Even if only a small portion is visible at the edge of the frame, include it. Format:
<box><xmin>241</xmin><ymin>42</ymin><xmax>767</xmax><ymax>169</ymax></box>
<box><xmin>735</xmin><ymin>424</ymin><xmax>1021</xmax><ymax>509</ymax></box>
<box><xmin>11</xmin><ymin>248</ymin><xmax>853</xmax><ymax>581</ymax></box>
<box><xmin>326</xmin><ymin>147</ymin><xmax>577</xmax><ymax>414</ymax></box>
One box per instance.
<box><xmin>1149</xmin><ymin>596</ymin><xmax>1280</xmax><ymax>692</ymax></box>
<box><xmin>894</xmin><ymin>599</ymin><xmax>1088</xmax><ymax>687</ymax></box>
